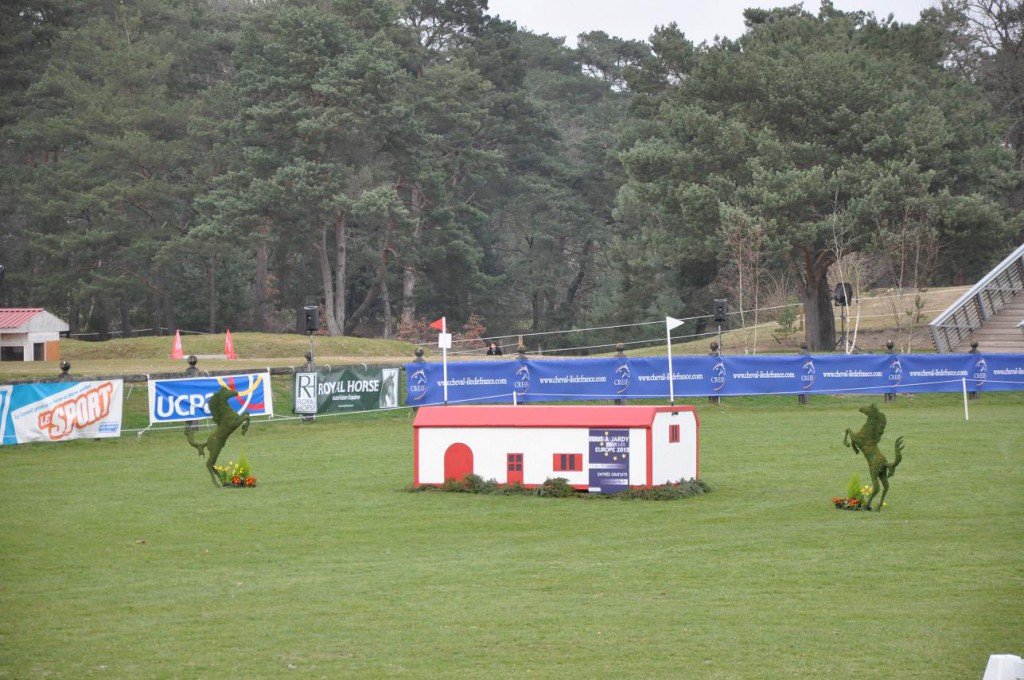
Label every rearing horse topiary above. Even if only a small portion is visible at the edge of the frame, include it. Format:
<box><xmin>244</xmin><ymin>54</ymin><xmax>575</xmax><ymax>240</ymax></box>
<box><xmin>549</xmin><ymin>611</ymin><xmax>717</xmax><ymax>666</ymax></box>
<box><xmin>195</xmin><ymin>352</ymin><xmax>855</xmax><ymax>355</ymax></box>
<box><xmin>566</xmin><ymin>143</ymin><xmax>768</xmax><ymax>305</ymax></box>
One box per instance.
<box><xmin>843</xmin><ymin>404</ymin><xmax>904</xmax><ymax>511</ymax></box>
<box><xmin>185</xmin><ymin>386</ymin><xmax>250</xmax><ymax>487</ymax></box>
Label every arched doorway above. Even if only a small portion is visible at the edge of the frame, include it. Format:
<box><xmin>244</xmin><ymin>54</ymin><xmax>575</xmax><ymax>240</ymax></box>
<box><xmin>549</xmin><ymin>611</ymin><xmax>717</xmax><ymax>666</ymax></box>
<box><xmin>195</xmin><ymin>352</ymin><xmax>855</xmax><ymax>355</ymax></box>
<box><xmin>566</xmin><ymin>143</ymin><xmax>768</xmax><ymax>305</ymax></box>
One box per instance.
<box><xmin>444</xmin><ymin>443</ymin><xmax>474</xmax><ymax>481</ymax></box>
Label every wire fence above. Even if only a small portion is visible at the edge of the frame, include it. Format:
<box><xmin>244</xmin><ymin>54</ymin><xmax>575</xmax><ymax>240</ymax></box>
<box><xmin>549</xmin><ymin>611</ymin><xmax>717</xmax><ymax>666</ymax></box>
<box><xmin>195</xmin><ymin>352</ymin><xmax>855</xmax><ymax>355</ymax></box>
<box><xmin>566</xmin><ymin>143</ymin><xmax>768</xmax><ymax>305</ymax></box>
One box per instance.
<box><xmin>433</xmin><ymin>295</ymin><xmax>959</xmax><ymax>358</ymax></box>
<box><xmin>62</xmin><ymin>289</ymin><xmax>961</xmax><ymax>359</ymax></box>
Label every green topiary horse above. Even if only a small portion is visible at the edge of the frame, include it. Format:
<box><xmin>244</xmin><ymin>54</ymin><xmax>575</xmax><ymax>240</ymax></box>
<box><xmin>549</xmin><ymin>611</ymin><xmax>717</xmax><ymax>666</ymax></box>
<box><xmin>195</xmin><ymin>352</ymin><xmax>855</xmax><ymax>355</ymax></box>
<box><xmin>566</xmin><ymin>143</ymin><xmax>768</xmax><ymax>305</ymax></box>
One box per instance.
<box><xmin>843</xmin><ymin>404</ymin><xmax>904</xmax><ymax>511</ymax></box>
<box><xmin>185</xmin><ymin>386</ymin><xmax>250</xmax><ymax>487</ymax></box>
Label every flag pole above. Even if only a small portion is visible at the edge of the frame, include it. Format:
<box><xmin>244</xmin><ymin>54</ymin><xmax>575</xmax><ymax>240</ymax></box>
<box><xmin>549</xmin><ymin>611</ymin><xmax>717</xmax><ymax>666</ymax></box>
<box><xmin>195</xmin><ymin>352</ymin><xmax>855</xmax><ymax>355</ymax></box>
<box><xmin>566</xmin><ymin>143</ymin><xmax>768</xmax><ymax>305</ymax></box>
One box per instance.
<box><xmin>667</xmin><ymin>324</ymin><xmax>675</xmax><ymax>405</ymax></box>
<box><xmin>665</xmin><ymin>317</ymin><xmax>684</xmax><ymax>405</ymax></box>
<box><xmin>441</xmin><ymin>317</ymin><xmax>448</xmax><ymax>405</ymax></box>
<box><xmin>962</xmin><ymin>377</ymin><xmax>969</xmax><ymax>421</ymax></box>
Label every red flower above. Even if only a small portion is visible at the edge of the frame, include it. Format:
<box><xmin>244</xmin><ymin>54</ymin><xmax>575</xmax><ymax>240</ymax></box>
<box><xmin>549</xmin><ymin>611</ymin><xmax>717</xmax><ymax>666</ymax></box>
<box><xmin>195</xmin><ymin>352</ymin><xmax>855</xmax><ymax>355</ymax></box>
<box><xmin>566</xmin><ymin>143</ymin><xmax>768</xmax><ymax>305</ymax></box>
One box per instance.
<box><xmin>244</xmin><ymin>476</ymin><xmax>256</xmax><ymax>487</ymax></box>
<box><xmin>231</xmin><ymin>476</ymin><xmax>243</xmax><ymax>486</ymax></box>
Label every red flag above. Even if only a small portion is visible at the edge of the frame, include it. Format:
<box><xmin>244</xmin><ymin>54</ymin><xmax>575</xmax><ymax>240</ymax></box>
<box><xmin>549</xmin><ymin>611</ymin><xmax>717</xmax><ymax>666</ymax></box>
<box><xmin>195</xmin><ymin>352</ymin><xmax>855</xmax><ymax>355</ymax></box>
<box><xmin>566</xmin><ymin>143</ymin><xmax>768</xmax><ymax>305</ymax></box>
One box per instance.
<box><xmin>171</xmin><ymin>329</ymin><xmax>184</xmax><ymax>360</ymax></box>
<box><xmin>224</xmin><ymin>329</ymin><xmax>237</xmax><ymax>360</ymax></box>
<box><xmin>429</xmin><ymin>317</ymin><xmax>445</xmax><ymax>331</ymax></box>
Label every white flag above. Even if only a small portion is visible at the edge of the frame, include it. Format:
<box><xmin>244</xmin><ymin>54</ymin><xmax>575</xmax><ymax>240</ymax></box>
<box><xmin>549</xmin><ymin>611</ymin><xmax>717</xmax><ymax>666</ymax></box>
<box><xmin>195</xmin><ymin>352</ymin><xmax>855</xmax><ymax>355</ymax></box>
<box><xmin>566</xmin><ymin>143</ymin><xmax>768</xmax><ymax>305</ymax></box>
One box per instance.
<box><xmin>666</xmin><ymin>316</ymin><xmax>685</xmax><ymax>331</ymax></box>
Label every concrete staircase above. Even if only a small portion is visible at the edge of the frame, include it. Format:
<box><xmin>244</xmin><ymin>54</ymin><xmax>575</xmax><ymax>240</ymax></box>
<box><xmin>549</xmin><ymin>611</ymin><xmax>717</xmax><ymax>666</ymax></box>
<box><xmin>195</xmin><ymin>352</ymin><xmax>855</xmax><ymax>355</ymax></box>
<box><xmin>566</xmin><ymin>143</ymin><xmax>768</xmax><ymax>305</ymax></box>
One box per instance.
<box><xmin>953</xmin><ymin>293</ymin><xmax>1024</xmax><ymax>353</ymax></box>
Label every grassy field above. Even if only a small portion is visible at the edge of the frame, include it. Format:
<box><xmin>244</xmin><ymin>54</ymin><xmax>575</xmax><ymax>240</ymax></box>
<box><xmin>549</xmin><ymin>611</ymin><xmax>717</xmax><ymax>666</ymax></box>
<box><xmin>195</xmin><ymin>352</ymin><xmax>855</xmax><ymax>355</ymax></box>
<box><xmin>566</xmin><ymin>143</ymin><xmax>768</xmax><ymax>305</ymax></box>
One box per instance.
<box><xmin>1</xmin><ymin>393</ymin><xmax>1021</xmax><ymax>679</ymax></box>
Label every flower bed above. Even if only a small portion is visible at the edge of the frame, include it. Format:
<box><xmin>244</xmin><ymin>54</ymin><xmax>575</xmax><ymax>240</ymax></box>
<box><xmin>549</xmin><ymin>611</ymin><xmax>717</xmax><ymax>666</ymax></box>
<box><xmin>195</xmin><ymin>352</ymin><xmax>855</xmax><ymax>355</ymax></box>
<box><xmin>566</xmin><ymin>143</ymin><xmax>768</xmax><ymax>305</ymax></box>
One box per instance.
<box><xmin>833</xmin><ymin>476</ymin><xmax>872</xmax><ymax>510</ymax></box>
<box><xmin>214</xmin><ymin>455</ymin><xmax>256</xmax><ymax>488</ymax></box>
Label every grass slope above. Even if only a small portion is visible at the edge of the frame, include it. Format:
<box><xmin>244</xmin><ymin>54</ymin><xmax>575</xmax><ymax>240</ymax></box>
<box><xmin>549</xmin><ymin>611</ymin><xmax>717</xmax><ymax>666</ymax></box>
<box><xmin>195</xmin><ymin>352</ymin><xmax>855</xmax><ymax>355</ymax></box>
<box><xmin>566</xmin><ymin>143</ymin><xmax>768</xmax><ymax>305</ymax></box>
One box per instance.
<box><xmin>0</xmin><ymin>333</ymin><xmax>420</xmax><ymax>382</ymax></box>
<box><xmin>0</xmin><ymin>286</ymin><xmax>972</xmax><ymax>382</ymax></box>
<box><xmin>1</xmin><ymin>394</ymin><xmax>1021</xmax><ymax>678</ymax></box>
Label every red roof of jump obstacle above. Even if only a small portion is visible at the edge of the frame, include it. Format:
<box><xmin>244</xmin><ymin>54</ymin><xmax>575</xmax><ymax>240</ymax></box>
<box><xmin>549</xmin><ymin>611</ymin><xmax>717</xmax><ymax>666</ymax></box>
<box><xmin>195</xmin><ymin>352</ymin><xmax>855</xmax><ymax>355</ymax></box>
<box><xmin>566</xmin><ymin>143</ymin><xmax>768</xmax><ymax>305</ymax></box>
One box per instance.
<box><xmin>413</xmin><ymin>404</ymin><xmax>696</xmax><ymax>429</ymax></box>
<box><xmin>0</xmin><ymin>308</ymin><xmax>44</xmax><ymax>330</ymax></box>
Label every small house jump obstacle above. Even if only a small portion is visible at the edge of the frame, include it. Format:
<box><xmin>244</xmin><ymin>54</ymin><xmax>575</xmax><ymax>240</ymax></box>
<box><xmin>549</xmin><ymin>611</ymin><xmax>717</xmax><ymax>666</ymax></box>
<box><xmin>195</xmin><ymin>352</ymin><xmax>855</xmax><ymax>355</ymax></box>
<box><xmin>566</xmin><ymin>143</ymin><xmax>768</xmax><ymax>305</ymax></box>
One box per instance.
<box><xmin>413</xmin><ymin>405</ymin><xmax>699</xmax><ymax>493</ymax></box>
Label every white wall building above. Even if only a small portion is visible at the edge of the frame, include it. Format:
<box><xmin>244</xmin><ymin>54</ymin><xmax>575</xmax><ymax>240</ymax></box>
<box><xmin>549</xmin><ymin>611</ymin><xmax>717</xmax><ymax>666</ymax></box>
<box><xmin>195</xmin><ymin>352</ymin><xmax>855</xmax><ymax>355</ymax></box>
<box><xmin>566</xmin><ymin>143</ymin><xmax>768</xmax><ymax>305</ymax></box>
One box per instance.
<box><xmin>413</xmin><ymin>404</ymin><xmax>699</xmax><ymax>492</ymax></box>
<box><xmin>0</xmin><ymin>308</ymin><xmax>70</xmax><ymax>362</ymax></box>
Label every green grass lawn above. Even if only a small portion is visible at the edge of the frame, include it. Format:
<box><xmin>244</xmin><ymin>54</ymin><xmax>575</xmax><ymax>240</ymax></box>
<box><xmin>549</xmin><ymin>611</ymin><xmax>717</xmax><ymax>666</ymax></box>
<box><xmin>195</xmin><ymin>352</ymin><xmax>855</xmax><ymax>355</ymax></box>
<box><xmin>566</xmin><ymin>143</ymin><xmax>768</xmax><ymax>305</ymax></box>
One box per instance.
<box><xmin>1</xmin><ymin>394</ymin><xmax>1021</xmax><ymax>679</ymax></box>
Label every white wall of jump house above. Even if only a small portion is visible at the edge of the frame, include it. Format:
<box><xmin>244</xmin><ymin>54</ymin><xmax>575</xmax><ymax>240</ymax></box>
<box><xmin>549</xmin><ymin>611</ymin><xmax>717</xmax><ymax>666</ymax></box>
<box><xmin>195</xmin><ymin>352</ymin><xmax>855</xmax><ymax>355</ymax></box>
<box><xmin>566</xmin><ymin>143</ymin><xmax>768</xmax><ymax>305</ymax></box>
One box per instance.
<box><xmin>0</xmin><ymin>309</ymin><xmax>70</xmax><ymax>362</ymax></box>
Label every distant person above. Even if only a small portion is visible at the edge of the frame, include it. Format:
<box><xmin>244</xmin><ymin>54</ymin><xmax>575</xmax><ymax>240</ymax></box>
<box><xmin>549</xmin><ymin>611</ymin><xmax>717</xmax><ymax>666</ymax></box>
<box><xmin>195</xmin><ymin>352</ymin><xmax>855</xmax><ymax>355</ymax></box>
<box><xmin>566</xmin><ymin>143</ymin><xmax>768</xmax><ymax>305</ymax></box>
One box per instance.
<box><xmin>486</xmin><ymin>342</ymin><xmax>503</xmax><ymax>356</ymax></box>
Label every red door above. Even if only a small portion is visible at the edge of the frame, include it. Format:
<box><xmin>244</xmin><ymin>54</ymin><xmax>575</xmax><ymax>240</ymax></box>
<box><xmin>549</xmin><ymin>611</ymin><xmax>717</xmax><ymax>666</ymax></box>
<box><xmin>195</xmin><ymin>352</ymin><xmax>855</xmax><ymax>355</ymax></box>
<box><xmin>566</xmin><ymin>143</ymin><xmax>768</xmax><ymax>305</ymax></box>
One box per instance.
<box><xmin>507</xmin><ymin>453</ymin><xmax>524</xmax><ymax>485</ymax></box>
<box><xmin>444</xmin><ymin>443</ymin><xmax>474</xmax><ymax>482</ymax></box>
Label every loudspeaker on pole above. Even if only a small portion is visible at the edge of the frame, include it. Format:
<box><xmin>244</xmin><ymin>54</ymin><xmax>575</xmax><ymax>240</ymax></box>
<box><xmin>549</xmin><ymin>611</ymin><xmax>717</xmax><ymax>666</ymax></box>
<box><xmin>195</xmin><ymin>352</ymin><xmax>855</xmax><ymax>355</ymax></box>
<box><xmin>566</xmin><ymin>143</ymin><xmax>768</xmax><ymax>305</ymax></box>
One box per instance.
<box><xmin>713</xmin><ymin>299</ymin><xmax>728</xmax><ymax>324</ymax></box>
<box><xmin>303</xmin><ymin>305</ymin><xmax>320</xmax><ymax>333</ymax></box>
<box><xmin>834</xmin><ymin>283</ymin><xmax>853</xmax><ymax>306</ymax></box>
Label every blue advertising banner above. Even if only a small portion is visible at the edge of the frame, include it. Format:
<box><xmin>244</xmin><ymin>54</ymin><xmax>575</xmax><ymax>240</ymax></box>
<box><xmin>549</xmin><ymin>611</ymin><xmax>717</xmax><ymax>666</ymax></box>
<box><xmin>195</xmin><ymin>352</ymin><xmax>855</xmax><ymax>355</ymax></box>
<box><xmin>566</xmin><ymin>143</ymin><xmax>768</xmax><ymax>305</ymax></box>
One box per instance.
<box><xmin>404</xmin><ymin>353</ymin><xmax>1024</xmax><ymax>405</ymax></box>
<box><xmin>0</xmin><ymin>380</ymin><xmax>124</xmax><ymax>446</ymax></box>
<box><xmin>147</xmin><ymin>372</ymin><xmax>273</xmax><ymax>424</ymax></box>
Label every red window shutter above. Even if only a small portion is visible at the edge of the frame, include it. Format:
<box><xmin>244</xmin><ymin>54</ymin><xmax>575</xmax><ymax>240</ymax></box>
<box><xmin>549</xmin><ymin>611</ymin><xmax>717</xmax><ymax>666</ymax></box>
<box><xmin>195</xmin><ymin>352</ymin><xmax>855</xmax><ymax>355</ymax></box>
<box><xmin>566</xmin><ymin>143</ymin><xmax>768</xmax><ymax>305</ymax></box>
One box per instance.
<box><xmin>553</xmin><ymin>453</ymin><xmax>582</xmax><ymax>471</ymax></box>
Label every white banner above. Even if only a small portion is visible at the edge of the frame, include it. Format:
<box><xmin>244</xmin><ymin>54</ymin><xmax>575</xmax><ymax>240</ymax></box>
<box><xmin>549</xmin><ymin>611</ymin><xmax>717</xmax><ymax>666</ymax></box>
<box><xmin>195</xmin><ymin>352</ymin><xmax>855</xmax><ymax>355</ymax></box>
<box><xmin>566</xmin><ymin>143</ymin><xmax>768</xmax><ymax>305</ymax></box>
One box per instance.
<box><xmin>1</xmin><ymin>380</ymin><xmax>124</xmax><ymax>445</ymax></box>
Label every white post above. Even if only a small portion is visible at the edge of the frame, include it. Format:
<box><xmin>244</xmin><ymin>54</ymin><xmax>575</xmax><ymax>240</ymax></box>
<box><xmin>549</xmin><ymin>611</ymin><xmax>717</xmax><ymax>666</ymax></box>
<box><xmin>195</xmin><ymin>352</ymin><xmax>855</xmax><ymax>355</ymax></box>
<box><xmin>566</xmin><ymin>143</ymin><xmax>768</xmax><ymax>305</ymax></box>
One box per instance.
<box><xmin>434</xmin><ymin>317</ymin><xmax>451</xmax><ymax>405</ymax></box>
<box><xmin>667</xmin><ymin>331</ymin><xmax>675</xmax><ymax>404</ymax></box>
<box><xmin>441</xmin><ymin>317</ymin><xmax>448</xmax><ymax>404</ymax></box>
<box><xmin>665</xmin><ymin>317</ymin><xmax>685</xmax><ymax>404</ymax></box>
<box><xmin>962</xmin><ymin>377</ymin><xmax>969</xmax><ymax>421</ymax></box>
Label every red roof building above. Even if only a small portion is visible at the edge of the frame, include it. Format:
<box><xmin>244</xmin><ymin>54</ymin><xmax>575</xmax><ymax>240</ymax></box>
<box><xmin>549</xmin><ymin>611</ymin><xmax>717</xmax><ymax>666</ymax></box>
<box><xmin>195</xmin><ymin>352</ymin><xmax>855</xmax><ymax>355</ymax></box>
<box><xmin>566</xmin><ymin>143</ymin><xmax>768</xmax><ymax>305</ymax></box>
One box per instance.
<box><xmin>0</xmin><ymin>308</ymin><xmax>70</xmax><ymax>362</ymax></box>
<box><xmin>413</xmin><ymin>404</ymin><xmax>699</xmax><ymax>492</ymax></box>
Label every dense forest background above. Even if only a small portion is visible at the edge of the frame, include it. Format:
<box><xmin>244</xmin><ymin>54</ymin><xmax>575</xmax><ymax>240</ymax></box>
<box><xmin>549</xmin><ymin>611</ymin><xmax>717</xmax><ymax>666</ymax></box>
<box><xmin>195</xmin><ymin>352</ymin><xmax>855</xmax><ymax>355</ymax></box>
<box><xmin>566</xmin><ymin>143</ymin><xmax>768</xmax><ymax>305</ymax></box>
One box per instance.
<box><xmin>1</xmin><ymin>0</ymin><xmax>1022</xmax><ymax>350</ymax></box>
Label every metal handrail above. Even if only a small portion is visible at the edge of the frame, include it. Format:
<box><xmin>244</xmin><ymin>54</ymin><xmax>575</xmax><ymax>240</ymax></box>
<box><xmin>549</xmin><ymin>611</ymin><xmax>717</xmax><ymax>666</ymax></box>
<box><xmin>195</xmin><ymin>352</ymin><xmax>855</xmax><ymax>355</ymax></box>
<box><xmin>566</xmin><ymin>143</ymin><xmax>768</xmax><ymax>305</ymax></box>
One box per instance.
<box><xmin>929</xmin><ymin>243</ymin><xmax>1024</xmax><ymax>352</ymax></box>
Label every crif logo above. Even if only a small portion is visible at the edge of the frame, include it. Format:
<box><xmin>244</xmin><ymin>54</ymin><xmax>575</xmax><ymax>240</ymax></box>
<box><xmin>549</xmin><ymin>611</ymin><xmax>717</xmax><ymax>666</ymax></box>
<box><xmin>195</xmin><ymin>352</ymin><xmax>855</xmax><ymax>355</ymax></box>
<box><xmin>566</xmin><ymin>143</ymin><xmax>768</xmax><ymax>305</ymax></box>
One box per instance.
<box><xmin>614</xmin><ymin>363</ymin><xmax>630</xmax><ymax>394</ymax></box>
<box><xmin>294</xmin><ymin>372</ymin><xmax>317</xmax><ymax>414</ymax></box>
<box><xmin>800</xmin><ymin>359</ymin><xmax>815</xmax><ymax>390</ymax></box>
<box><xmin>408</xmin><ymin>369</ymin><xmax>428</xmax><ymax>401</ymax></box>
<box><xmin>514</xmin><ymin>364</ymin><xmax>531</xmax><ymax>393</ymax></box>
<box><xmin>710</xmin><ymin>360</ymin><xmax>727</xmax><ymax>392</ymax></box>
<box><xmin>973</xmin><ymin>357</ymin><xmax>988</xmax><ymax>387</ymax></box>
<box><xmin>887</xmin><ymin>358</ymin><xmax>903</xmax><ymax>387</ymax></box>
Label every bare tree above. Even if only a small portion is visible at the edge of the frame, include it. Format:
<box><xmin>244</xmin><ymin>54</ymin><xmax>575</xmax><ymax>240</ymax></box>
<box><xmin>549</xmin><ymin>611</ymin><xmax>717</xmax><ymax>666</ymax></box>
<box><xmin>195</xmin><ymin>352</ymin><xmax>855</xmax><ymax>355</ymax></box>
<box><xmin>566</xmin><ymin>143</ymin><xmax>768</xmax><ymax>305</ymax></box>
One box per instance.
<box><xmin>874</xmin><ymin>209</ymin><xmax>941</xmax><ymax>352</ymax></box>
<box><xmin>825</xmin><ymin>205</ymin><xmax>862</xmax><ymax>354</ymax></box>
<box><xmin>717</xmin><ymin>206</ymin><xmax>767</xmax><ymax>353</ymax></box>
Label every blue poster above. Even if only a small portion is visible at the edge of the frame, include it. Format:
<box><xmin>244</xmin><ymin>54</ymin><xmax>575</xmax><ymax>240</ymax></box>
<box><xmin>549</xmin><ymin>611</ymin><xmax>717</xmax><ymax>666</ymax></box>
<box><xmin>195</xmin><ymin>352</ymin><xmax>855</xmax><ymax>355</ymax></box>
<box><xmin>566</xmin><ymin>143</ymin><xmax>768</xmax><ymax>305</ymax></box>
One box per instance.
<box><xmin>588</xmin><ymin>428</ymin><xmax>630</xmax><ymax>494</ymax></box>
<box><xmin>404</xmin><ymin>353</ymin><xmax>1024</xmax><ymax>405</ymax></box>
<box><xmin>147</xmin><ymin>372</ymin><xmax>273</xmax><ymax>424</ymax></box>
<box><xmin>623</xmin><ymin>356</ymin><xmax>707</xmax><ymax>399</ymax></box>
<box><xmin>519</xmin><ymin>359</ymin><xmax>617</xmax><ymax>403</ymax></box>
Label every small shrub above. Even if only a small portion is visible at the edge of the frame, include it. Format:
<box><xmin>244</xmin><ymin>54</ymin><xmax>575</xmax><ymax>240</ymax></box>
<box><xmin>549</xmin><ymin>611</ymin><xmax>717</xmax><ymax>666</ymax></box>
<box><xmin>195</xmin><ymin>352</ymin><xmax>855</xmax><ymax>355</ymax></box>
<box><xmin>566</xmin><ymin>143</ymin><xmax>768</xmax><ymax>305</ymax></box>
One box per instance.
<box><xmin>494</xmin><ymin>481</ymin><xmax>529</xmax><ymax>495</ymax></box>
<box><xmin>772</xmin><ymin>304</ymin><xmax>799</xmax><ymax>343</ymax></box>
<box><xmin>461</xmin><ymin>473</ymin><xmax>500</xmax><ymax>494</ymax></box>
<box><xmin>534</xmin><ymin>477</ymin><xmax>577</xmax><ymax>498</ymax></box>
<box><xmin>833</xmin><ymin>474</ymin><xmax>871</xmax><ymax>510</ymax></box>
<box><xmin>440</xmin><ymin>477</ymin><xmax>469</xmax><ymax>492</ymax></box>
<box><xmin>594</xmin><ymin>478</ymin><xmax>711</xmax><ymax>500</ymax></box>
<box><xmin>213</xmin><ymin>455</ymin><xmax>256</xmax><ymax>487</ymax></box>
<box><xmin>409</xmin><ymin>476</ymin><xmax>710</xmax><ymax>501</ymax></box>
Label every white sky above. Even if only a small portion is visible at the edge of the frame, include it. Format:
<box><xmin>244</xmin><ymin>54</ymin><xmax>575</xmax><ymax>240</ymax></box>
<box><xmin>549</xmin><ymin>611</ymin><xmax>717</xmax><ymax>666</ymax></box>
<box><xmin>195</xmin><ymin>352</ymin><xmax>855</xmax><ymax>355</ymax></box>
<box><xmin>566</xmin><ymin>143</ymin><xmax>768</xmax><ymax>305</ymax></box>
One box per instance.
<box><xmin>485</xmin><ymin>0</ymin><xmax>940</xmax><ymax>46</ymax></box>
